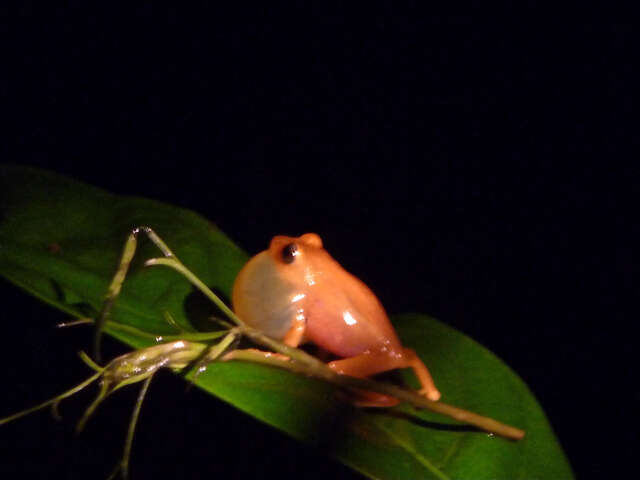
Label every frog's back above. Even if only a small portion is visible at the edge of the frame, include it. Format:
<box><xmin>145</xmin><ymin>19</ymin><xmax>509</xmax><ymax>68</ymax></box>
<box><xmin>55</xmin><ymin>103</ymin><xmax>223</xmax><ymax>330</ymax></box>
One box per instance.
<box><xmin>304</xmin><ymin>266</ymin><xmax>403</xmax><ymax>357</ymax></box>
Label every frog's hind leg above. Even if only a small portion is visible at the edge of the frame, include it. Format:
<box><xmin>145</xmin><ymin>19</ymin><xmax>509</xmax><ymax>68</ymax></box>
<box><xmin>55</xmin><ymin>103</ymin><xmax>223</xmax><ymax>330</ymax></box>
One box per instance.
<box><xmin>344</xmin><ymin>390</ymin><xmax>400</xmax><ymax>407</ymax></box>
<box><xmin>400</xmin><ymin>348</ymin><xmax>441</xmax><ymax>401</ymax></box>
<box><xmin>328</xmin><ymin>348</ymin><xmax>441</xmax><ymax>404</ymax></box>
<box><xmin>327</xmin><ymin>351</ymin><xmax>405</xmax><ymax>407</ymax></box>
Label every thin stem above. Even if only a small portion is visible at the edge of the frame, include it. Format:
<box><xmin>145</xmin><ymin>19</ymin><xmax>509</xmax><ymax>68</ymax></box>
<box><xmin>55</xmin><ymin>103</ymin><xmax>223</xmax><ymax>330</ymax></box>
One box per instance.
<box><xmin>144</xmin><ymin>257</ymin><xmax>245</xmax><ymax>327</ymax></box>
<box><xmin>78</xmin><ymin>351</ymin><xmax>104</xmax><ymax>373</ymax></box>
<box><xmin>163</xmin><ymin>311</ymin><xmax>186</xmax><ymax>333</ymax></box>
<box><xmin>58</xmin><ymin>318</ymin><xmax>93</xmax><ymax>328</ymax></box>
<box><xmin>223</xmin><ymin>349</ymin><xmax>525</xmax><ymax>441</ymax></box>
<box><xmin>186</xmin><ymin>331</ymin><xmax>239</xmax><ymax>385</ymax></box>
<box><xmin>139</xmin><ymin>226</ymin><xmax>177</xmax><ymax>258</ymax></box>
<box><xmin>94</xmin><ymin>230</ymin><xmax>140</xmax><ymax>362</ymax></box>
<box><xmin>92</xmin><ymin>225</ymin><xmax>179</xmax><ymax>363</ymax></box>
<box><xmin>203</xmin><ymin>330</ymin><xmax>239</xmax><ymax>361</ymax></box>
<box><xmin>120</xmin><ymin>375</ymin><xmax>153</xmax><ymax>480</ymax></box>
<box><xmin>73</xmin><ymin>316</ymin><xmax>229</xmax><ymax>343</ymax></box>
<box><xmin>238</xmin><ymin>324</ymin><xmax>331</xmax><ymax>369</ymax></box>
<box><xmin>0</xmin><ymin>372</ymin><xmax>102</xmax><ymax>426</ymax></box>
<box><xmin>152</xmin><ymin>330</ymin><xmax>229</xmax><ymax>342</ymax></box>
<box><xmin>76</xmin><ymin>380</ymin><xmax>109</xmax><ymax>433</ymax></box>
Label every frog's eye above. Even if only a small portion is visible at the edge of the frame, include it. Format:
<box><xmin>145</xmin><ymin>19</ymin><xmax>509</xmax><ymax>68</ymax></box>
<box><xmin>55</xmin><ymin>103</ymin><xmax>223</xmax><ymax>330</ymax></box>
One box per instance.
<box><xmin>281</xmin><ymin>243</ymin><xmax>299</xmax><ymax>264</ymax></box>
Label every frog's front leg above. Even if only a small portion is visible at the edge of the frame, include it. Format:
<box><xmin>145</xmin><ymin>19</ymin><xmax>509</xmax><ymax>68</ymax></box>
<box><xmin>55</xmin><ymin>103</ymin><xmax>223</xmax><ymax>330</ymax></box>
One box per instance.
<box><xmin>328</xmin><ymin>348</ymin><xmax>441</xmax><ymax>402</ymax></box>
<box><xmin>282</xmin><ymin>311</ymin><xmax>306</xmax><ymax>347</ymax></box>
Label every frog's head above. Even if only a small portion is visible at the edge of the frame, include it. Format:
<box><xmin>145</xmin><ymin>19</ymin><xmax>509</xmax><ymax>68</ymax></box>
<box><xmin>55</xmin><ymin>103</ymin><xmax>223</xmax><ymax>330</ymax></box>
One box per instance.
<box><xmin>267</xmin><ymin>233</ymin><xmax>329</xmax><ymax>287</ymax></box>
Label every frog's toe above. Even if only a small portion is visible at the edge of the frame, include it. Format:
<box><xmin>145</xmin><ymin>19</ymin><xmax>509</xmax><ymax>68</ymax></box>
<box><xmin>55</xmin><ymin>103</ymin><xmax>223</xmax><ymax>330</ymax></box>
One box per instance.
<box><xmin>419</xmin><ymin>387</ymin><xmax>441</xmax><ymax>402</ymax></box>
<box><xmin>347</xmin><ymin>389</ymin><xmax>400</xmax><ymax>407</ymax></box>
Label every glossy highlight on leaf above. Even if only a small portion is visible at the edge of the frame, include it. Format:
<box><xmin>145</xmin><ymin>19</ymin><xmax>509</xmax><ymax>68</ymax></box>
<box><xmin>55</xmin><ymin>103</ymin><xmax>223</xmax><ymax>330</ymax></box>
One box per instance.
<box><xmin>0</xmin><ymin>165</ymin><xmax>573</xmax><ymax>479</ymax></box>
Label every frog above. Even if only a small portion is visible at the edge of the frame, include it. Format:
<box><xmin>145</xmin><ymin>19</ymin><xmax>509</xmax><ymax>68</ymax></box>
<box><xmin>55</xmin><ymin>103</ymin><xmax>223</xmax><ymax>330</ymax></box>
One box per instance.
<box><xmin>231</xmin><ymin>233</ymin><xmax>441</xmax><ymax>405</ymax></box>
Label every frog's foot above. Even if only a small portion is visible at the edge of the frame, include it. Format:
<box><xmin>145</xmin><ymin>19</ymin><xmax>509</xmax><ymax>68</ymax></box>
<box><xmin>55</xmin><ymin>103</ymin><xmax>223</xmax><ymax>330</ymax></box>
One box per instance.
<box><xmin>418</xmin><ymin>386</ymin><xmax>441</xmax><ymax>402</ymax></box>
<box><xmin>328</xmin><ymin>349</ymin><xmax>442</xmax><ymax>402</ymax></box>
<box><xmin>343</xmin><ymin>389</ymin><xmax>400</xmax><ymax>407</ymax></box>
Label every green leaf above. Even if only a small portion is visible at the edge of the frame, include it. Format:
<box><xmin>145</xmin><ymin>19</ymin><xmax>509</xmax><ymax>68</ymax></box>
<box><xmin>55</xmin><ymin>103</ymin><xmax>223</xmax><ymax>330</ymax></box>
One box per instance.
<box><xmin>0</xmin><ymin>165</ymin><xmax>572</xmax><ymax>479</ymax></box>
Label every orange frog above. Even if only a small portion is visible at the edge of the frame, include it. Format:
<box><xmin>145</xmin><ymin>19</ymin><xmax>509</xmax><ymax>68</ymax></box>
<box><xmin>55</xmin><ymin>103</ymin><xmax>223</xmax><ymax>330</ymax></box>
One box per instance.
<box><xmin>231</xmin><ymin>233</ymin><xmax>441</xmax><ymax>405</ymax></box>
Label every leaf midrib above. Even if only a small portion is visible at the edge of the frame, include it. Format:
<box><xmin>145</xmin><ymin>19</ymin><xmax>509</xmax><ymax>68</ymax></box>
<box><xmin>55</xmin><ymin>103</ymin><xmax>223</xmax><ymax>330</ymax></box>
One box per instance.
<box><xmin>374</xmin><ymin>418</ymin><xmax>450</xmax><ymax>480</ymax></box>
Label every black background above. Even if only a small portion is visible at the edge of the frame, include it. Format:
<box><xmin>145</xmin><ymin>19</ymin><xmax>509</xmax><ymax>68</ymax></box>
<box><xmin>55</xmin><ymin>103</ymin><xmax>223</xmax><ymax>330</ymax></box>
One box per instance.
<box><xmin>1</xmin><ymin>4</ymin><xmax>636</xmax><ymax>479</ymax></box>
